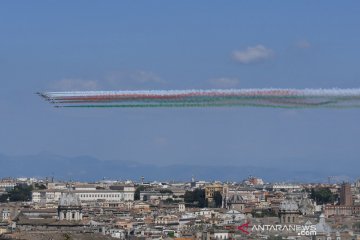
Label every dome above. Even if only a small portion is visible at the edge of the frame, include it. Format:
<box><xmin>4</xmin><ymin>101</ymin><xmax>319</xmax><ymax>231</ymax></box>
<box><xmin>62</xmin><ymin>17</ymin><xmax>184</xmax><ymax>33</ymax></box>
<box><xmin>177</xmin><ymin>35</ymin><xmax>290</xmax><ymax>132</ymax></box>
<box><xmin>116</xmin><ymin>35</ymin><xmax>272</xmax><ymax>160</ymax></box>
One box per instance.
<box><xmin>279</xmin><ymin>199</ymin><xmax>299</xmax><ymax>211</ymax></box>
<box><xmin>59</xmin><ymin>192</ymin><xmax>81</xmax><ymax>207</ymax></box>
<box><xmin>223</xmin><ymin>210</ymin><xmax>246</xmax><ymax>221</ymax></box>
<box><xmin>315</xmin><ymin>213</ymin><xmax>332</xmax><ymax>234</ymax></box>
<box><xmin>299</xmin><ymin>198</ymin><xmax>315</xmax><ymax>215</ymax></box>
<box><xmin>228</xmin><ymin>194</ymin><xmax>244</xmax><ymax>203</ymax></box>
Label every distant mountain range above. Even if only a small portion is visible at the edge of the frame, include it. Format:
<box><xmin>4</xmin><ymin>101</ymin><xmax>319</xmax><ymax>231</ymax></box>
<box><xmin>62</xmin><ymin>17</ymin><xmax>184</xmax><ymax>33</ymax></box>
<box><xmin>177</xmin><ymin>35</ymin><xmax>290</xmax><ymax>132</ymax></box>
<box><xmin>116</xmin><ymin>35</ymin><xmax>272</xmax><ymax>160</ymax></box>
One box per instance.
<box><xmin>0</xmin><ymin>153</ymin><xmax>355</xmax><ymax>183</ymax></box>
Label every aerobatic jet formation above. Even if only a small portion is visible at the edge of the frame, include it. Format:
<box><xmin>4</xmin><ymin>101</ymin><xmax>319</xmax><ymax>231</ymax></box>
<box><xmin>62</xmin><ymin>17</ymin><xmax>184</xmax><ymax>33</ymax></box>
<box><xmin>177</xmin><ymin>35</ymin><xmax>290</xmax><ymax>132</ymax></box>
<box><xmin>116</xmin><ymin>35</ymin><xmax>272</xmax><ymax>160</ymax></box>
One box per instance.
<box><xmin>38</xmin><ymin>88</ymin><xmax>360</xmax><ymax>109</ymax></box>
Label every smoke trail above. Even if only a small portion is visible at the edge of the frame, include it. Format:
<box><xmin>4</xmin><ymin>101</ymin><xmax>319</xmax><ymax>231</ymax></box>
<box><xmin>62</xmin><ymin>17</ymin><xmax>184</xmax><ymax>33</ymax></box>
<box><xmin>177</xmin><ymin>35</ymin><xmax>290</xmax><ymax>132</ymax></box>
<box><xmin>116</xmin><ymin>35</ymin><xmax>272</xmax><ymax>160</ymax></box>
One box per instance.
<box><xmin>38</xmin><ymin>88</ymin><xmax>360</xmax><ymax>108</ymax></box>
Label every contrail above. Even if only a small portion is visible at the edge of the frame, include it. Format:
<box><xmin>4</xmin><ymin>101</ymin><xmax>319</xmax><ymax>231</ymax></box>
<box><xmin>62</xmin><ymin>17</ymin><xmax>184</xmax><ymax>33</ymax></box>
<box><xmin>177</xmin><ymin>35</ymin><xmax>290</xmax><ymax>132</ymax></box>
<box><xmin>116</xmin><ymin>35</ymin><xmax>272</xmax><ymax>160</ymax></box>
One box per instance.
<box><xmin>38</xmin><ymin>88</ymin><xmax>360</xmax><ymax>108</ymax></box>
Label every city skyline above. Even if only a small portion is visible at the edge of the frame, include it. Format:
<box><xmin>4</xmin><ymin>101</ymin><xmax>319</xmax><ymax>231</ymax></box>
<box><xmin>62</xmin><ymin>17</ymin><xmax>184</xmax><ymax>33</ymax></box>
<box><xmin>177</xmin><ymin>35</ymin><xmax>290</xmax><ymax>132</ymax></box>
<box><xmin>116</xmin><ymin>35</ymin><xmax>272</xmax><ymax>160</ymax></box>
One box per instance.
<box><xmin>1</xmin><ymin>1</ymin><xmax>360</xmax><ymax>177</ymax></box>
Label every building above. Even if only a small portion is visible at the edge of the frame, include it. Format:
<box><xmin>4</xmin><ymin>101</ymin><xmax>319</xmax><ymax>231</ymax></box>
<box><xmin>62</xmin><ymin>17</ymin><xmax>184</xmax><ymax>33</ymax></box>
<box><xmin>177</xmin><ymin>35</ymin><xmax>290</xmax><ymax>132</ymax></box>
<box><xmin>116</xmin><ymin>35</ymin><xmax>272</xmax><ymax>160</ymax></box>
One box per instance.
<box><xmin>205</xmin><ymin>184</ymin><xmax>228</xmax><ymax>208</ymax></box>
<box><xmin>278</xmin><ymin>199</ymin><xmax>301</xmax><ymax>224</ymax></box>
<box><xmin>0</xmin><ymin>223</ymin><xmax>8</xmax><ymax>234</ymax></box>
<box><xmin>0</xmin><ymin>203</ymin><xmax>21</xmax><ymax>223</ymax></box>
<box><xmin>247</xmin><ymin>177</ymin><xmax>264</xmax><ymax>185</ymax></box>
<box><xmin>58</xmin><ymin>191</ymin><xmax>83</xmax><ymax>221</ymax></box>
<box><xmin>227</xmin><ymin>194</ymin><xmax>246</xmax><ymax>212</ymax></box>
<box><xmin>312</xmin><ymin>213</ymin><xmax>342</xmax><ymax>240</ymax></box>
<box><xmin>32</xmin><ymin>186</ymin><xmax>135</xmax><ymax>205</ymax></box>
<box><xmin>178</xmin><ymin>203</ymin><xmax>186</xmax><ymax>212</ymax></box>
<box><xmin>221</xmin><ymin>210</ymin><xmax>245</xmax><ymax>224</ymax></box>
<box><xmin>0</xmin><ymin>179</ymin><xmax>16</xmax><ymax>191</ymax></box>
<box><xmin>154</xmin><ymin>215</ymin><xmax>178</xmax><ymax>225</ymax></box>
<box><xmin>299</xmin><ymin>196</ymin><xmax>316</xmax><ymax>216</ymax></box>
<box><xmin>139</xmin><ymin>190</ymin><xmax>173</xmax><ymax>201</ymax></box>
<box><xmin>324</xmin><ymin>204</ymin><xmax>360</xmax><ymax>217</ymax></box>
<box><xmin>340</xmin><ymin>183</ymin><xmax>353</xmax><ymax>206</ymax></box>
<box><xmin>1</xmin><ymin>209</ymin><xmax>10</xmax><ymax>222</ymax></box>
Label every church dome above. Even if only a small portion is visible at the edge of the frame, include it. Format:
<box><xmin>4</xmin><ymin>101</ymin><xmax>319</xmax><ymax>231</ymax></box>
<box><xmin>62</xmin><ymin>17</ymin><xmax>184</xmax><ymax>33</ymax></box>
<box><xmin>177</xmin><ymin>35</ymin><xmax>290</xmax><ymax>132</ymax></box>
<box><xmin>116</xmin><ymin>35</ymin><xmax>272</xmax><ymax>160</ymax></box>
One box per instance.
<box><xmin>279</xmin><ymin>199</ymin><xmax>299</xmax><ymax>211</ymax></box>
<box><xmin>59</xmin><ymin>192</ymin><xmax>81</xmax><ymax>207</ymax></box>
<box><xmin>299</xmin><ymin>198</ymin><xmax>315</xmax><ymax>215</ymax></box>
<box><xmin>228</xmin><ymin>194</ymin><xmax>244</xmax><ymax>203</ymax></box>
<box><xmin>315</xmin><ymin>213</ymin><xmax>332</xmax><ymax>234</ymax></box>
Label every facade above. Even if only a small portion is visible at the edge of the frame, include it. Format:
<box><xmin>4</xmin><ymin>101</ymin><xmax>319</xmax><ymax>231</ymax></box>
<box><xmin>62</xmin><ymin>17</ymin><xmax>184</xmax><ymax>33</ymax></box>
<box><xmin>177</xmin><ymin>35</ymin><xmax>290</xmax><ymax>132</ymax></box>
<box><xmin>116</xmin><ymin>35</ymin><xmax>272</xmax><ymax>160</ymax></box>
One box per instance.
<box><xmin>205</xmin><ymin>184</ymin><xmax>228</xmax><ymax>208</ymax></box>
<box><xmin>221</xmin><ymin>210</ymin><xmax>245</xmax><ymax>224</ymax></box>
<box><xmin>139</xmin><ymin>191</ymin><xmax>173</xmax><ymax>201</ymax></box>
<box><xmin>0</xmin><ymin>203</ymin><xmax>21</xmax><ymax>223</ymax></box>
<box><xmin>0</xmin><ymin>225</ymin><xmax>7</xmax><ymax>234</ymax></box>
<box><xmin>271</xmin><ymin>183</ymin><xmax>302</xmax><ymax>192</ymax></box>
<box><xmin>205</xmin><ymin>184</ymin><xmax>223</xmax><ymax>200</ymax></box>
<box><xmin>58</xmin><ymin>191</ymin><xmax>83</xmax><ymax>221</ymax></box>
<box><xmin>32</xmin><ymin>187</ymin><xmax>135</xmax><ymax>205</ymax></box>
<box><xmin>227</xmin><ymin>194</ymin><xmax>246</xmax><ymax>212</ymax></box>
<box><xmin>324</xmin><ymin>204</ymin><xmax>360</xmax><ymax>217</ymax></box>
<box><xmin>213</xmin><ymin>231</ymin><xmax>229</xmax><ymax>239</ymax></box>
<box><xmin>278</xmin><ymin>199</ymin><xmax>301</xmax><ymax>224</ymax></box>
<box><xmin>155</xmin><ymin>215</ymin><xmax>178</xmax><ymax>225</ymax></box>
<box><xmin>178</xmin><ymin>203</ymin><xmax>186</xmax><ymax>212</ymax></box>
<box><xmin>1</xmin><ymin>209</ymin><xmax>10</xmax><ymax>222</ymax></box>
<box><xmin>0</xmin><ymin>180</ymin><xmax>16</xmax><ymax>191</ymax></box>
<box><xmin>340</xmin><ymin>183</ymin><xmax>353</xmax><ymax>206</ymax></box>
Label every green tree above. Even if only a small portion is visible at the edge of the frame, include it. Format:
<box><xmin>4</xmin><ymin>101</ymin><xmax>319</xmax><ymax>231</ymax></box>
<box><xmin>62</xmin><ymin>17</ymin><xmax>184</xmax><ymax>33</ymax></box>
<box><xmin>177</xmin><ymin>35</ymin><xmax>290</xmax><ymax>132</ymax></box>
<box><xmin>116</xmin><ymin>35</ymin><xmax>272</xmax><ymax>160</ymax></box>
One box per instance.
<box><xmin>310</xmin><ymin>188</ymin><xmax>337</xmax><ymax>204</ymax></box>
<box><xmin>134</xmin><ymin>185</ymin><xmax>146</xmax><ymax>200</ymax></box>
<box><xmin>268</xmin><ymin>236</ymin><xmax>283</xmax><ymax>240</ymax></box>
<box><xmin>213</xmin><ymin>191</ymin><xmax>223</xmax><ymax>208</ymax></box>
<box><xmin>167</xmin><ymin>231</ymin><xmax>175</xmax><ymax>238</ymax></box>
<box><xmin>0</xmin><ymin>185</ymin><xmax>32</xmax><ymax>202</ymax></box>
<box><xmin>184</xmin><ymin>189</ymin><xmax>206</xmax><ymax>208</ymax></box>
<box><xmin>159</xmin><ymin>189</ymin><xmax>173</xmax><ymax>194</ymax></box>
<box><xmin>0</xmin><ymin>194</ymin><xmax>9</xmax><ymax>202</ymax></box>
<box><xmin>164</xmin><ymin>198</ymin><xmax>174</xmax><ymax>203</ymax></box>
<box><xmin>34</xmin><ymin>183</ymin><xmax>47</xmax><ymax>190</ymax></box>
<box><xmin>8</xmin><ymin>185</ymin><xmax>33</xmax><ymax>202</ymax></box>
<box><xmin>63</xmin><ymin>233</ymin><xmax>72</xmax><ymax>240</ymax></box>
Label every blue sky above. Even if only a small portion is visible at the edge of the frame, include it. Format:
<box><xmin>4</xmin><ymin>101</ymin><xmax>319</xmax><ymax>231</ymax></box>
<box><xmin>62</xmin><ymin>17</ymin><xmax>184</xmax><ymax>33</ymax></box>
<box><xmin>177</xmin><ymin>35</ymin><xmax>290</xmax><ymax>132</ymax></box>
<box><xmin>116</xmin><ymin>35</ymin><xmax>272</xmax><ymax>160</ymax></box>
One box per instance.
<box><xmin>1</xmin><ymin>1</ymin><xmax>360</xmax><ymax>178</ymax></box>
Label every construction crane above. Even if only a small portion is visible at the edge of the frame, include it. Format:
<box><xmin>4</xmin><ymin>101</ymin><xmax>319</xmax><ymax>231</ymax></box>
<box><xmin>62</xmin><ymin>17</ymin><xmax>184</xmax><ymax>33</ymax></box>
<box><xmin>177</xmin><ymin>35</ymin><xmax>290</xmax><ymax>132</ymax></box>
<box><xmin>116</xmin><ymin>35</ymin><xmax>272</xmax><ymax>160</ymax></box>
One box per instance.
<box><xmin>327</xmin><ymin>176</ymin><xmax>350</xmax><ymax>184</ymax></box>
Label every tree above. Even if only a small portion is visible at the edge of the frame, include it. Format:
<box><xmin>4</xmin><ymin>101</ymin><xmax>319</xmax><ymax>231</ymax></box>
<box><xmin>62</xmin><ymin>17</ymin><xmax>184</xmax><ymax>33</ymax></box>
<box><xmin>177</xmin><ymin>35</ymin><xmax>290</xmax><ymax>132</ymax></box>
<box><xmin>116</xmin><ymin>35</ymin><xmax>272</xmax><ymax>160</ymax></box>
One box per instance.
<box><xmin>8</xmin><ymin>185</ymin><xmax>33</xmax><ymax>202</ymax></box>
<box><xmin>0</xmin><ymin>185</ymin><xmax>32</xmax><ymax>202</ymax></box>
<box><xmin>167</xmin><ymin>231</ymin><xmax>175</xmax><ymax>238</ymax></box>
<box><xmin>213</xmin><ymin>191</ymin><xmax>222</xmax><ymax>208</ymax></box>
<box><xmin>0</xmin><ymin>194</ymin><xmax>9</xmax><ymax>202</ymax></box>
<box><xmin>184</xmin><ymin>189</ymin><xmax>206</xmax><ymax>208</ymax></box>
<box><xmin>159</xmin><ymin>189</ymin><xmax>173</xmax><ymax>194</ymax></box>
<box><xmin>134</xmin><ymin>185</ymin><xmax>146</xmax><ymax>200</ymax></box>
<box><xmin>34</xmin><ymin>183</ymin><xmax>47</xmax><ymax>190</ymax></box>
<box><xmin>268</xmin><ymin>236</ymin><xmax>283</xmax><ymax>240</ymax></box>
<box><xmin>164</xmin><ymin>198</ymin><xmax>174</xmax><ymax>203</ymax></box>
<box><xmin>63</xmin><ymin>233</ymin><xmax>72</xmax><ymax>240</ymax></box>
<box><xmin>310</xmin><ymin>188</ymin><xmax>337</xmax><ymax>204</ymax></box>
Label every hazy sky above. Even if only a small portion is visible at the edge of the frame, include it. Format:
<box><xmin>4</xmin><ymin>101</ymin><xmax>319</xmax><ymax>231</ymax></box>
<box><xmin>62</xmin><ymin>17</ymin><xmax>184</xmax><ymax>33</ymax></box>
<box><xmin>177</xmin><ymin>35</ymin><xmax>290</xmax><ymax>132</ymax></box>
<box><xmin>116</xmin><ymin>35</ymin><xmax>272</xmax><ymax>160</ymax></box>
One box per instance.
<box><xmin>1</xmin><ymin>1</ymin><xmax>360</xmax><ymax>174</ymax></box>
